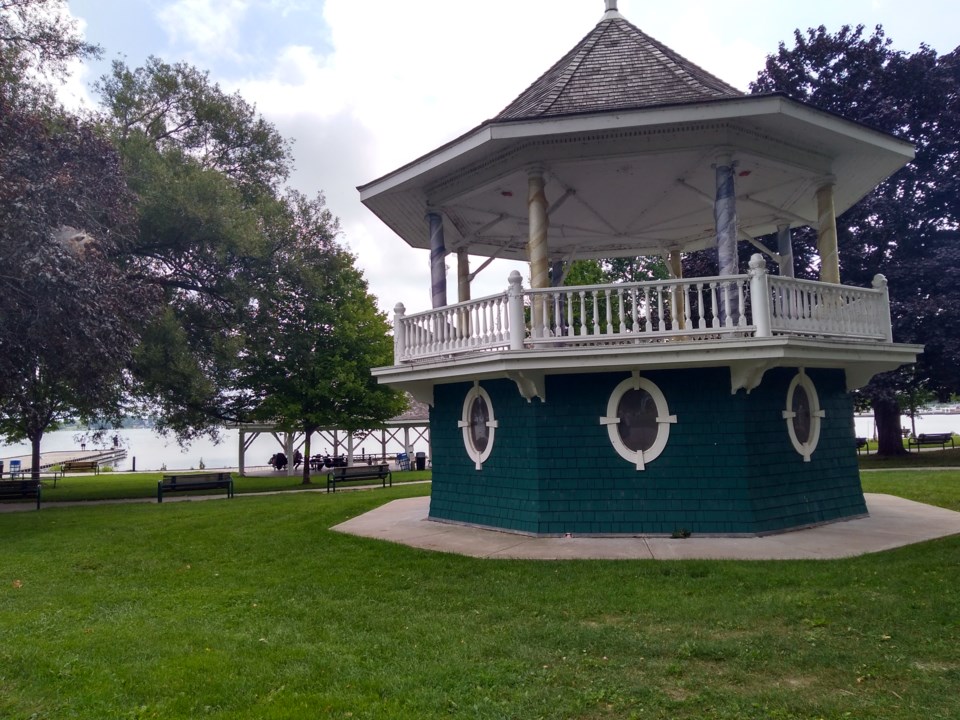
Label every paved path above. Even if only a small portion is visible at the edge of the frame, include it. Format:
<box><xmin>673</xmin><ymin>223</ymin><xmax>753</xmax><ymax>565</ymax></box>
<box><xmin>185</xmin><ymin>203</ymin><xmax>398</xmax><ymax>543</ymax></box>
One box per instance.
<box><xmin>332</xmin><ymin>494</ymin><xmax>960</xmax><ymax>561</ymax></box>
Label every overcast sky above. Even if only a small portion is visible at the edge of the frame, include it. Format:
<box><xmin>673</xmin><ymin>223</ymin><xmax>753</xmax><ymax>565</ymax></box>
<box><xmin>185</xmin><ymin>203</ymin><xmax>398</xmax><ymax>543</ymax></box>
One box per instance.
<box><xmin>63</xmin><ymin>0</ymin><xmax>960</xmax><ymax>314</ymax></box>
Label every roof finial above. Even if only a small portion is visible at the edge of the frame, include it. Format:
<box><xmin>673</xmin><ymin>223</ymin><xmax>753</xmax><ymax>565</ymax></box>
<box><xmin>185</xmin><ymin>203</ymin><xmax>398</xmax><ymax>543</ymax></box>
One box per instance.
<box><xmin>603</xmin><ymin>0</ymin><xmax>623</xmax><ymax>20</ymax></box>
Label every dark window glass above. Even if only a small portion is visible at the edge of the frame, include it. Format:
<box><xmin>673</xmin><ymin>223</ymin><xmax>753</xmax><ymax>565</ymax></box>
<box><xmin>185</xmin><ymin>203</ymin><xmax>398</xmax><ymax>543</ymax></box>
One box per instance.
<box><xmin>617</xmin><ymin>388</ymin><xmax>658</xmax><ymax>453</ymax></box>
<box><xmin>469</xmin><ymin>396</ymin><xmax>490</xmax><ymax>453</ymax></box>
<box><xmin>792</xmin><ymin>385</ymin><xmax>811</xmax><ymax>444</ymax></box>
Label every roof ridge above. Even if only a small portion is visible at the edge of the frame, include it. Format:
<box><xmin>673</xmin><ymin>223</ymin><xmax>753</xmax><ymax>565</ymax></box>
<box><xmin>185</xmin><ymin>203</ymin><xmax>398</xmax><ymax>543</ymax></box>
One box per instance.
<box><xmin>618</xmin><ymin>20</ymin><xmax>742</xmax><ymax>97</ymax></box>
<box><xmin>534</xmin><ymin>20</ymin><xmax>614</xmax><ymax>117</ymax></box>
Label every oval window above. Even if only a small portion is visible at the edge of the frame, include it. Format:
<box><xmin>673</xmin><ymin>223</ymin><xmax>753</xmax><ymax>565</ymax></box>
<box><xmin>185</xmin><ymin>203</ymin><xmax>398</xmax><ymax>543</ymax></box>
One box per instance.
<box><xmin>459</xmin><ymin>383</ymin><xmax>497</xmax><ymax>470</ymax></box>
<box><xmin>617</xmin><ymin>388</ymin><xmax>659</xmax><ymax>453</ymax></box>
<box><xmin>783</xmin><ymin>370</ymin><xmax>823</xmax><ymax>462</ymax></box>
<box><xmin>468</xmin><ymin>395</ymin><xmax>490</xmax><ymax>454</ymax></box>
<box><xmin>601</xmin><ymin>373</ymin><xmax>676</xmax><ymax>470</ymax></box>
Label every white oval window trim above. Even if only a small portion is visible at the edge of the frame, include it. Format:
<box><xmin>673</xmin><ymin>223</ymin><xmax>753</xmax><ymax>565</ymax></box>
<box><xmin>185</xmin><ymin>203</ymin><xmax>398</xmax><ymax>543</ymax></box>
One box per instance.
<box><xmin>458</xmin><ymin>382</ymin><xmax>498</xmax><ymax>470</ymax></box>
<box><xmin>782</xmin><ymin>369</ymin><xmax>825</xmax><ymax>462</ymax></box>
<box><xmin>600</xmin><ymin>371</ymin><xmax>676</xmax><ymax>470</ymax></box>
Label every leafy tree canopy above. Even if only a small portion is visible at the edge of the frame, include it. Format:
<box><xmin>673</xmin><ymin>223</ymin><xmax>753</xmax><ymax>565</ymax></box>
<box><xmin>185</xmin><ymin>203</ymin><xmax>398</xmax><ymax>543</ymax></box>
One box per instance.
<box><xmin>0</xmin><ymin>98</ymin><xmax>159</xmax><ymax>474</ymax></box>
<box><xmin>240</xmin><ymin>191</ymin><xmax>405</xmax><ymax>481</ymax></box>
<box><xmin>0</xmin><ymin>0</ymin><xmax>99</xmax><ymax>108</ymax></box>
<box><xmin>752</xmin><ymin>25</ymin><xmax>960</xmax><ymax>453</ymax></box>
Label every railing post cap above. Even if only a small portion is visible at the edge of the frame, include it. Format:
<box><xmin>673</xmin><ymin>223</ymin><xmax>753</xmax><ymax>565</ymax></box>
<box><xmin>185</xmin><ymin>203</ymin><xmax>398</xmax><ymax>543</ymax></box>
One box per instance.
<box><xmin>872</xmin><ymin>274</ymin><xmax>888</xmax><ymax>289</ymax></box>
<box><xmin>394</xmin><ymin>302</ymin><xmax>406</xmax><ymax>314</ymax></box>
<box><xmin>748</xmin><ymin>253</ymin><xmax>767</xmax><ymax>273</ymax></box>
<box><xmin>508</xmin><ymin>270</ymin><xmax>524</xmax><ymax>287</ymax></box>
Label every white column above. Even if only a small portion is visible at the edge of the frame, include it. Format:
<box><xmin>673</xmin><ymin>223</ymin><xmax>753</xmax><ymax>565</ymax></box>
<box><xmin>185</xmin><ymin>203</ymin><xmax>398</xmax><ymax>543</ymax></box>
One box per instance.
<box><xmin>507</xmin><ymin>270</ymin><xmax>526</xmax><ymax>350</ymax></box>
<box><xmin>528</xmin><ymin>171</ymin><xmax>549</xmax><ymax>288</ymax></box>
<box><xmin>393</xmin><ymin>302</ymin><xmax>406</xmax><ymax>363</ymax></box>
<box><xmin>816</xmin><ymin>183</ymin><xmax>840</xmax><ymax>284</ymax></box>
<box><xmin>749</xmin><ymin>254</ymin><xmax>772</xmax><ymax>337</ymax></box>
<box><xmin>457</xmin><ymin>249</ymin><xmax>470</xmax><ymax>339</ymax></box>
<box><xmin>528</xmin><ymin>170</ymin><xmax>549</xmax><ymax>336</ymax></box>
<box><xmin>457</xmin><ymin>249</ymin><xmax>470</xmax><ymax>302</ymax></box>
<box><xmin>872</xmin><ymin>274</ymin><xmax>893</xmax><ymax>342</ymax></box>
<box><xmin>427</xmin><ymin>211</ymin><xmax>447</xmax><ymax>308</ymax></box>
<box><xmin>668</xmin><ymin>250</ymin><xmax>685</xmax><ymax>330</ymax></box>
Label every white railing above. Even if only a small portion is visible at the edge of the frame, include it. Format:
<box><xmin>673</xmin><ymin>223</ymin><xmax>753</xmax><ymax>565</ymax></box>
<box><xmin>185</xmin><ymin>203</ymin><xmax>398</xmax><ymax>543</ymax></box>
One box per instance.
<box><xmin>525</xmin><ymin>274</ymin><xmax>752</xmax><ymax>346</ymax></box>
<box><xmin>765</xmin><ymin>274</ymin><xmax>891</xmax><ymax>341</ymax></box>
<box><xmin>394</xmin><ymin>292</ymin><xmax>512</xmax><ymax>361</ymax></box>
<box><xmin>392</xmin><ymin>255</ymin><xmax>893</xmax><ymax>364</ymax></box>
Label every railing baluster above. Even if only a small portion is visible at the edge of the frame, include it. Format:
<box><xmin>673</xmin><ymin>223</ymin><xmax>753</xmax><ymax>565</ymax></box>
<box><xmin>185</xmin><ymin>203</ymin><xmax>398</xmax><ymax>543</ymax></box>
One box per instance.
<box><xmin>643</xmin><ymin>287</ymin><xmax>652</xmax><ymax>334</ymax></box>
<box><xmin>579</xmin><ymin>291</ymin><xmax>587</xmax><ymax>336</ymax></box>
<box><xmin>737</xmin><ymin>281</ymin><xmax>747</xmax><ymax>328</ymax></box>
<box><xmin>601</xmin><ymin>289</ymin><xmax>610</xmax><ymax>336</ymax></box>
<box><xmin>617</xmin><ymin>288</ymin><xmax>625</xmax><ymax>334</ymax></box>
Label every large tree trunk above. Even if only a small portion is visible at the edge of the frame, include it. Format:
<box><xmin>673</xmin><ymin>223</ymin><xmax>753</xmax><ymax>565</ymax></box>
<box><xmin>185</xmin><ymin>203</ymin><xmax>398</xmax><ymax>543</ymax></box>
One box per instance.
<box><xmin>301</xmin><ymin>427</ymin><xmax>313</xmax><ymax>485</ymax></box>
<box><xmin>873</xmin><ymin>396</ymin><xmax>908</xmax><ymax>456</ymax></box>
<box><xmin>30</xmin><ymin>432</ymin><xmax>43</xmax><ymax>480</ymax></box>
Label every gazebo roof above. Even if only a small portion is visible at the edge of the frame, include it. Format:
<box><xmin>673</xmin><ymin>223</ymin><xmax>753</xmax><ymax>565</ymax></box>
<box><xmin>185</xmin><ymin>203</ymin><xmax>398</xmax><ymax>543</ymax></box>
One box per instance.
<box><xmin>359</xmin><ymin>3</ymin><xmax>914</xmax><ymax>263</ymax></box>
<box><xmin>494</xmin><ymin>6</ymin><xmax>742</xmax><ymax>121</ymax></box>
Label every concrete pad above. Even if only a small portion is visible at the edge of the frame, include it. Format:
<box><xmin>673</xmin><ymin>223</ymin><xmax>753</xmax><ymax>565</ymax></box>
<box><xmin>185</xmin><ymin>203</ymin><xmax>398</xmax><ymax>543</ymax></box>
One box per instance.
<box><xmin>331</xmin><ymin>494</ymin><xmax>960</xmax><ymax>560</ymax></box>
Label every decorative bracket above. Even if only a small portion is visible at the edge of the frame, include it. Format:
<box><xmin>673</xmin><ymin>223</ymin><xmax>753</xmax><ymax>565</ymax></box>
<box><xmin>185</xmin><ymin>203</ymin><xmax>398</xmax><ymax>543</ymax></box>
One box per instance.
<box><xmin>405</xmin><ymin>381</ymin><xmax>435</xmax><ymax>407</ymax></box>
<box><xmin>507</xmin><ymin>370</ymin><xmax>546</xmax><ymax>403</ymax></box>
<box><xmin>729</xmin><ymin>360</ymin><xmax>773</xmax><ymax>394</ymax></box>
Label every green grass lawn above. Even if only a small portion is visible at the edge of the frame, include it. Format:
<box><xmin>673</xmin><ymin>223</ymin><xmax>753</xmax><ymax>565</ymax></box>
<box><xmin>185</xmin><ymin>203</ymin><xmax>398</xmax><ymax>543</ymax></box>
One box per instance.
<box><xmin>859</xmin><ymin>446</ymin><xmax>960</xmax><ymax>469</ymax></box>
<box><xmin>1</xmin><ymin>475</ymin><xmax>959</xmax><ymax>719</ymax></box>
<box><xmin>29</xmin><ymin>469</ymin><xmax>431</xmax><ymax>502</ymax></box>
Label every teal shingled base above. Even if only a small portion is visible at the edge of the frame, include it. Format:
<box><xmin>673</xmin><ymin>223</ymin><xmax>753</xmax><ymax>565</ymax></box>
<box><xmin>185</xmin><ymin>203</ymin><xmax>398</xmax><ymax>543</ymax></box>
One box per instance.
<box><xmin>428</xmin><ymin>368</ymin><xmax>866</xmax><ymax>535</ymax></box>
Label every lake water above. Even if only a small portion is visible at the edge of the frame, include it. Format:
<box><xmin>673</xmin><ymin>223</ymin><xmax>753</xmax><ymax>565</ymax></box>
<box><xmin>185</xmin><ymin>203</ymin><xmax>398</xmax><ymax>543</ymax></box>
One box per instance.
<box><xmin>1</xmin><ymin>412</ymin><xmax>956</xmax><ymax>472</ymax></box>
<box><xmin>0</xmin><ymin>427</ymin><xmax>426</xmax><ymax>472</ymax></box>
<box><xmin>854</xmin><ymin>413</ymin><xmax>958</xmax><ymax>439</ymax></box>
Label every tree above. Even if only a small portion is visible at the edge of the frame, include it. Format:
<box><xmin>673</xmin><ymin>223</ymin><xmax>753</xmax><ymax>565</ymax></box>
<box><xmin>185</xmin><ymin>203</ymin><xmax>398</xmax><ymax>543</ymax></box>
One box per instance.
<box><xmin>95</xmin><ymin>57</ymin><xmax>290</xmax><ymax>197</ymax></box>
<box><xmin>95</xmin><ymin>59</ymin><xmax>295</xmax><ymax>440</ymax></box>
<box><xmin>1</xmin><ymin>0</ymin><xmax>99</xmax><ymax>108</ymax></box>
<box><xmin>240</xmin><ymin>191</ymin><xmax>405</xmax><ymax>484</ymax></box>
<box><xmin>752</xmin><ymin>25</ymin><xmax>960</xmax><ymax>455</ymax></box>
<box><xmin>96</xmin><ymin>58</ymin><xmax>404</xmax><ymax>453</ymax></box>
<box><xmin>0</xmin><ymin>99</ymin><xmax>158</xmax><ymax>476</ymax></box>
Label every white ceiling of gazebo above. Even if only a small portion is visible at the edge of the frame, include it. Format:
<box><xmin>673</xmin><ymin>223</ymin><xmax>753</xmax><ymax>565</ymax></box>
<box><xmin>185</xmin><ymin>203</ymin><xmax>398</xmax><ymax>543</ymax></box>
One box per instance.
<box><xmin>359</xmin><ymin>96</ymin><xmax>914</xmax><ymax>262</ymax></box>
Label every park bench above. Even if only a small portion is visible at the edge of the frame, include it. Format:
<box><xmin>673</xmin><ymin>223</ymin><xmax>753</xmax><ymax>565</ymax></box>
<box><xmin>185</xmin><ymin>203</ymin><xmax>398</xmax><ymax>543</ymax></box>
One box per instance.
<box><xmin>158</xmin><ymin>472</ymin><xmax>234</xmax><ymax>503</ymax></box>
<box><xmin>62</xmin><ymin>460</ymin><xmax>99</xmax><ymax>474</ymax></box>
<box><xmin>0</xmin><ymin>480</ymin><xmax>42</xmax><ymax>509</ymax></box>
<box><xmin>326</xmin><ymin>464</ymin><xmax>392</xmax><ymax>493</ymax></box>
<box><xmin>907</xmin><ymin>433</ymin><xmax>956</xmax><ymax>452</ymax></box>
<box><xmin>856</xmin><ymin>437</ymin><xmax>870</xmax><ymax>455</ymax></box>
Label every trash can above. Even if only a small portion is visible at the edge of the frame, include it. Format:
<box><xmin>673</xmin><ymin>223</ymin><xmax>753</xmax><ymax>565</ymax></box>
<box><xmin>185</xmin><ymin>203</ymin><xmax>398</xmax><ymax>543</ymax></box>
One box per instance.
<box><xmin>397</xmin><ymin>452</ymin><xmax>410</xmax><ymax>471</ymax></box>
<box><xmin>415</xmin><ymin>452</ymin><xmax>427</xmax><ymax>471</ymax></box>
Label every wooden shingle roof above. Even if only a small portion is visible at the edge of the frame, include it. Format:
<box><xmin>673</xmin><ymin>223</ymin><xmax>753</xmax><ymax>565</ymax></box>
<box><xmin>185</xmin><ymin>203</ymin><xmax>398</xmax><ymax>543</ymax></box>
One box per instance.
<box><xmin>494</xmin><ymin>14</ymin><xmax>743</xmax><ymax>121</ymax></box>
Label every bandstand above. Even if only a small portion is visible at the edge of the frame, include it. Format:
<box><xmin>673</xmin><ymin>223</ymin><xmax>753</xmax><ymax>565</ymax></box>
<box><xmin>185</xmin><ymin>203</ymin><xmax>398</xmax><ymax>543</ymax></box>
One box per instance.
<box><xmin>359</xmin><ymin>2</ymin><xmax>922</xmax><ymax>535</ymax></box>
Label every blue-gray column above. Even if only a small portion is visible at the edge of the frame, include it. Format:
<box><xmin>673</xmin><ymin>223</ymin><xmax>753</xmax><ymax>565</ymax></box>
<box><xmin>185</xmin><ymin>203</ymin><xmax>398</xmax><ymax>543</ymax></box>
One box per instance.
<box><xmin>714</xmin><ymin>159</ymin><xmax>738</xmax><ymax>277</ymax></box>
<box><xmin>714</xmin><ymin>157</ymin><xmax>739</xmax><ymax>324</ymax></box>
<box><xmin>427</xmin><ymin>211</ymin><xmax>447</xmax><ymax>308</ymax></box>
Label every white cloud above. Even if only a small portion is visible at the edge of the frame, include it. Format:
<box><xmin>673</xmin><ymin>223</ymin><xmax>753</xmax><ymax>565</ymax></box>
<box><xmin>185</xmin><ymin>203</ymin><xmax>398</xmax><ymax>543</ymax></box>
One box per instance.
<box><xmin>156</xmin><ymin>0</ymin><xmax>251</xmax><ymax>61</ymax></box>
<box><xmin>64</xmin><ymin>0</ymin><xmax>960</xmax><ymax>315</ymax></box>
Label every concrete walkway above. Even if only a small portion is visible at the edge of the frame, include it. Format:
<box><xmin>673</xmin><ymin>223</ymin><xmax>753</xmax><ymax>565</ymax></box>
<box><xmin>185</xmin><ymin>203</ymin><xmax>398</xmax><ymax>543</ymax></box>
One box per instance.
<box><xmin>332</xmin><ymin>494</ymin><xmax>960</xmax><ymax>560</ymax></box>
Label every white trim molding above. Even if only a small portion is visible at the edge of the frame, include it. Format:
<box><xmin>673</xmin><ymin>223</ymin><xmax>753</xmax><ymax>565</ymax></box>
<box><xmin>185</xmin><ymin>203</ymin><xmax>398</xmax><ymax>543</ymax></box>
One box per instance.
<box><xmin>601</xmin><ymin>371</ymin><xmax>676</xmax><ymax>470</ymax></box>
<box><xmin>782</xmin><ymin>369</ymin><xmax>825</xmax><ymax>462</ymax></box>
<box><xmin>458</xmin><ymin>382</ymin><xmax>498</xmax><ymax>470</ymax></box>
